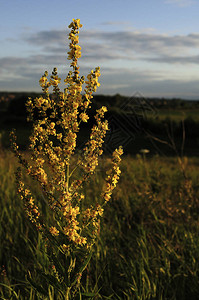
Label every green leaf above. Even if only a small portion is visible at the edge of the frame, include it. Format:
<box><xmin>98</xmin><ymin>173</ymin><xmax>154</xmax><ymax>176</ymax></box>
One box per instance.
<box><xmin>71</xmin><ymin>251</ymin><xmax>92</xmax><ymax>288</ymax></box>
<box><xmin>50</xmin><ymin>251</ymin><xmax>66</xmax><ymax>277</ymax></box>
<box><xmin>81</xmin><ymin>292</ymin><xmax>96</xmax><ymax>297</ymax></box>
<box><xmin>0</xmin><ymin>283</ymin><xmax>19</xmax><ymax>298</ymax></box>
<box><xmin>37</xmin><ymin>270</ymin><xmax>63</xmax><ymax>291</ymax></box>
<box><xmin>27</xmin><ymin>274</ymin><xmax>48</xmax><ymax>297</ymax></box>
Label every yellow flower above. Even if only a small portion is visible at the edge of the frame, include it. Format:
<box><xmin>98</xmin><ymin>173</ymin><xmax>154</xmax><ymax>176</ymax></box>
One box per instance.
<box><xmin>79</xmin><ymin>113</ymin><xmax>89</xmax><ymax>122</ymax></box>
<box><xmin>50</xmin><ymin>76</ymin><xmax>61</xmax><ymax>86</ymax></box>
<box><xmin>75</xmin><ymin>19</ymin><xmax>82</xmax><ymax>28</ymax></box>
<box><xmin>35</xmin><ymin>97</ymin><xmax>45</xmax><ymax>108</ymax></box>
<box><xmin>50</xmin><ymin>122</ymin><xmax>55</xmax><ymax>129</ymax></box>
<box><xmin>39</xmin><ymin>76</ymin><xmax>47</xmax><ymax>85</ymax></box>
<box><xmin>10</xmin><ymin>19</ymin><xmax>123</xmax><ymax>287</ymax></box>
<box><xmin>57</xmin><ymin>133</ymin><xmax>62</xmax><ymax>140</ymax></box>
<box><xmin>104</xmin><ymin>193</ymin><xmax>111</xmax><ymax>202</ymax></box>
<box><xmin>49</xmin><ymin>226</ymin><xmax>59</xmax><ymax>236</ymax></box>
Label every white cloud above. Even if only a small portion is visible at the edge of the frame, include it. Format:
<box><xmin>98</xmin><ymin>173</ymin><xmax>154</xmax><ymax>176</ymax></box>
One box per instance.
<box><xmin>22</xmin><ymin>28</ymin><xmax>199</xmax><ymax>63</ymax></box>
<box><xmin>1</xmin><ymin>27</ymin><xmax>199</xmax><ymax>97</ymax></box>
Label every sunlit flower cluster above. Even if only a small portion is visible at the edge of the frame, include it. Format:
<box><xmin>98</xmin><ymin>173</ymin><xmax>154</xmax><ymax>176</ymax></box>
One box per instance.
<box><xmin>10</xmin><ymin>18</ymin><xmax>123</xmax><ymax>292</ymax></box>
<box><xmin>16</xmin><ymin>167</ymin><xmax>43</xmax><ymax>231</ymax></box>
<box><xmin>102</xmin><ymin>146</ymin><xmax>123</xmax><ymax>202</ymax></box>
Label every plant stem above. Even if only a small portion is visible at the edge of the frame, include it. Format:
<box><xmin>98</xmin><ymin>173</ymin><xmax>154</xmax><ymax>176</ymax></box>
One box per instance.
<box><xmin>65</xmin><ymin>287</ymin><xmax>70</xmax><ymax>300</ymax></box>
<box><xmin>66</xmin><ymin>163</ymin><xmax>70</xmax><ymax>193</ymax></box>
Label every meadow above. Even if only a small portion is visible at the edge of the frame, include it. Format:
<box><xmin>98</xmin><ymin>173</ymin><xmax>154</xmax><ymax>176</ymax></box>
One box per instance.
<box><xmin>0</xmin><ymin>148</ymin><xmax>199</xmax><ymax>299</ymax></box>
<box><xmin>1</xmin><ymin>18</ymin><xmax>199</xmax><ymax>300</ymax></box>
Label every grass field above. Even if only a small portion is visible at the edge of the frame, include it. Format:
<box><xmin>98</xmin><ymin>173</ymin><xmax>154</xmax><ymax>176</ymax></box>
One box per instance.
<box><xmin>0</xmin><ymin>148</ymin><xmax>199</xmax><ymax>299</ymax></box>
<box><xmin>146</xmin><ymin>108</ymin><xmax>199</xmax><ymax>122</ymax></box>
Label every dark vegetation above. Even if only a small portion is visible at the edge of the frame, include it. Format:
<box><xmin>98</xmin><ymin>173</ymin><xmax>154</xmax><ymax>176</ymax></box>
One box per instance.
<box><xmin>0</xmin><ymin>92</ymin><xmax>199</xmax><ymax>299</ymax></box>
<box><xmin>0</xmin><ymin>92</ymin><xmax>199</xmax><ymax>156</ymax></box>
<box><xmin>0</xmin><ymin>150</ymin><xmax>199</xmax><ymax>299</ymax></box>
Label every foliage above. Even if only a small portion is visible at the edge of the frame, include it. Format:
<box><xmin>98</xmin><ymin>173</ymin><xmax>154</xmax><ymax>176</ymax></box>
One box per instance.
<box><xmin>0</xmin><ymin>151</ymin><xmax>199</xmax><ymax>299</ymax></box>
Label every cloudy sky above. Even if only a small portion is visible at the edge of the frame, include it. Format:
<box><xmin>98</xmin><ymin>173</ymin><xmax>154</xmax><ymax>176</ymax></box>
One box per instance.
<box><xmin>1</xmin><ymin>0</ymin><xmax>199</xmax><ymax>98</ymax></box>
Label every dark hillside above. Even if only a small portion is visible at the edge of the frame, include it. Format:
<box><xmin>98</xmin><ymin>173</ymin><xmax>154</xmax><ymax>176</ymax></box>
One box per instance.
<box><xmin>0</xmin><ymin>92</ymin><xmax>199</xmax><ymax>155</ymax></box>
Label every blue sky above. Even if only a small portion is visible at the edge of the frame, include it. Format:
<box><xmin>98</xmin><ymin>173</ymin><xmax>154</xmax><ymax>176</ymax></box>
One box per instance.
<box><xmin>1</xmin><ymin>0</ymin><xmax>199</xmax><ymax>98</ymax></box>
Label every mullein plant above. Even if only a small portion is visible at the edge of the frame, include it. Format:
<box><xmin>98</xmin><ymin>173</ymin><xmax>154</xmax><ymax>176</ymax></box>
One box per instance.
<box><xmin>10</xmin><ymin>19</ymin><xmax>123</xmax><ymax>299</ymax></box>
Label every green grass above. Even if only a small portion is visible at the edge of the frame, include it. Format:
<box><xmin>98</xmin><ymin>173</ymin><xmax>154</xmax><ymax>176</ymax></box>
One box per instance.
<box><xmin>0</xmin><ymin>150</ymin><xmax>199</xmax><ymax>299</ymax></box>
<box><xmin>146</xmin><ymin>108</ymin><xmax>199</xmax><ymax>122</ymax></box>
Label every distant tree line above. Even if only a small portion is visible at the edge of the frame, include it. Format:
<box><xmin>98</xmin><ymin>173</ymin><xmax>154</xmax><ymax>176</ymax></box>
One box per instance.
<box><xmin>1</xmin><ymin>92</ymin><xmax>199</xmax><ymax>139</ymax></box>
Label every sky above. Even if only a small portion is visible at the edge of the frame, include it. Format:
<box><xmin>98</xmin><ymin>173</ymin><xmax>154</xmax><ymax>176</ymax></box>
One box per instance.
<box><xmin>1</xmin><ymin>0</ymin><xmax>199</xmax><ymax>98</ymax></box>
